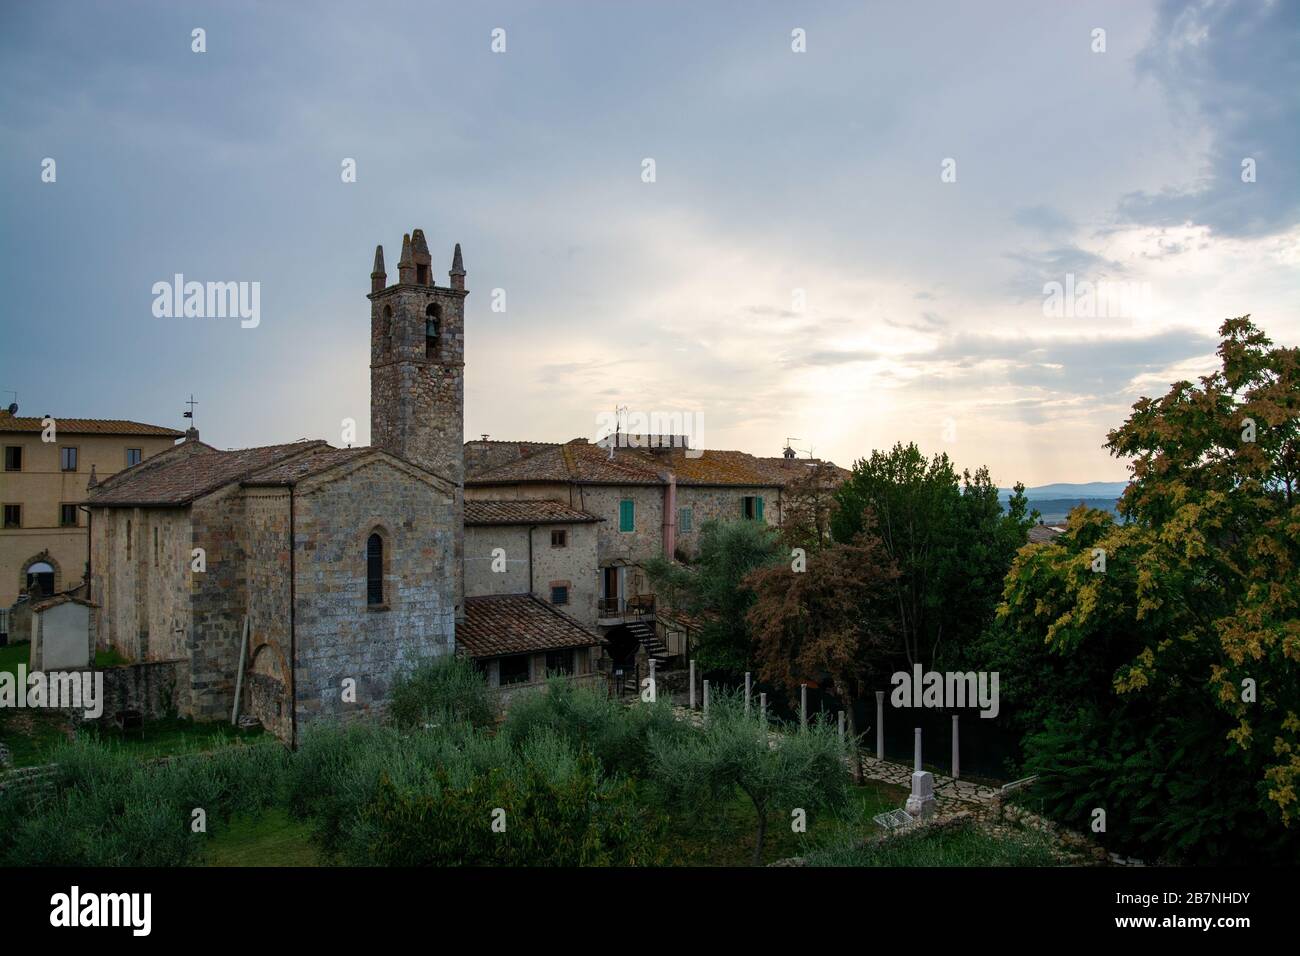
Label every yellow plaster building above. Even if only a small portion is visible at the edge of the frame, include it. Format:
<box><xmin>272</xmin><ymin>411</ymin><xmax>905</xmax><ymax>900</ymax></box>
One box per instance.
<box><xmin>0</xmin><ymin>409</ymin><xmax>183</xmax><ymax>606</ymax></box>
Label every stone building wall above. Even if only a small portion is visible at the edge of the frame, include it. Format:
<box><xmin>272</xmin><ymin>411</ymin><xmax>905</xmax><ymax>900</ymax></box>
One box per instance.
<box><xmin>241</xmin><ymin>487</ymin><xmax>292</xmax><ymax>740</ymax></box>
<box><xmin>674</xmin><ymin>485</ymin><xmax>782</xmax><ymax>558</ymax></box>
<box><xmin>188</xmin><ymin>484</ymin><xmax>251</xmax><ymax>722</ymax></box>
<box><xmin>291</xmin><ymin>457</ymin><xmax>455</xmax><ymax>727</ymax></box>
<box><xmin>581</xmin><ymin>484</ymin><xmax>666</xmax><ymax>568</ymax></box>
<box><xmin>464</xmin><ymin>521</ymin><xmax>599</xmax><ymax>626</ymax></box>
<box><xmin>464</xmin><ymin>525</ymin><xmax>530</xmax><ymax>596</ymax></box>
<box><xmin>89</xmin><ymin>505</ymin><xmax>192</xmax><ymax>665</ymax></box>
<box><xmin>527</xmin><ymin>522</ymin><xmax>599</xmax><ymax>626</ymax></box>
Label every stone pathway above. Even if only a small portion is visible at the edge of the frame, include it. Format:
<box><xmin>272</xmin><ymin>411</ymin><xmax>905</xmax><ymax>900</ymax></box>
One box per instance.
<box><xmin>854</xmin><ymin>752</ymin><xmax>1001</xmax><ymax>808</ymax></box>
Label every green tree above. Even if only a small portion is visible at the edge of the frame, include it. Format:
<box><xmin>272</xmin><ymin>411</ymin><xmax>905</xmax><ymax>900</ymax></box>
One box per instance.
<box><xmin>644</xmin><ymin>518</ymin><xmax>784</xmax><ymax>673</ymax></box>
<box><xmin>745</xmin><ymin>519</ymin><xmax>899</xmax><ymax>782</ymax></box>
<box><xmin>997</xmin><ymin>316</ymin><xmax>1300</xmax><ymax>861</ymax></box>
<box><xmin>649</xmin><ymin>691</ymin><xmax>849</xmax><ymax>864</ymax></box>
<box><xmin>831</xmin><ymin>442</ymin><xmax>1034</xmax><ymax>669</ymax></box>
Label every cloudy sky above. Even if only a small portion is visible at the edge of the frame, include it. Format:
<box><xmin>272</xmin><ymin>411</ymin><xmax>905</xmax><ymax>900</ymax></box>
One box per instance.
<box><xmin>2</xmin><ymin>0</ymin><xmax>1296</xmax><ymax>486</ymax></box>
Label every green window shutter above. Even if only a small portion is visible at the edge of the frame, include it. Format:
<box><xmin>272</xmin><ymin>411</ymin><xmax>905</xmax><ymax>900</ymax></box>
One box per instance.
<box><xmin>756</xmin><ymin>496</ymin><xmax>765</xmax><ymax>522</ymax></box>
<box><xmin>619</xmin><ymin>499</ymin><xmax>634</xmax><ymax>532</ymax></box>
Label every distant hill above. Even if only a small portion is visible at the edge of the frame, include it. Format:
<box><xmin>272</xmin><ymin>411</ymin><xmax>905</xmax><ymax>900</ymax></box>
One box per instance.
<box><xmin>999</xmin><ymin>482</ymin><xmax>1127</xmax><ymax>524</ymax></box>
<box><xmin>999</xmin><ymin>481</ymin><xmax>1128</xmax><ymax>501</ymax></box>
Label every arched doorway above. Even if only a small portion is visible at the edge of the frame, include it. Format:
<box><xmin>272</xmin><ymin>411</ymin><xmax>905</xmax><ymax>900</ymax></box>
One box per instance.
<box><xmin>24</xmin><ymin>560</ymin><xmax>55</xmax><ymax>598</ymax></box>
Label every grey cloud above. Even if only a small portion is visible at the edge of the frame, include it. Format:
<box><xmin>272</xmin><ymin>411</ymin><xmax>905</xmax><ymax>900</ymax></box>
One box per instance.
<box><xmin>1119</xmin><ymin>0</ymin><xmax>1300</xmax><ymax>237</ymax></box>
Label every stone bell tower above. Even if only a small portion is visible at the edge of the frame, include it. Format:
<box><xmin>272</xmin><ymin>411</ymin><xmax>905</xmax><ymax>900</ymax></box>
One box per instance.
<box><xmin>368</xmin><ymin>228</ymin><xmax>467</xmax><ymax>616</ymax></box>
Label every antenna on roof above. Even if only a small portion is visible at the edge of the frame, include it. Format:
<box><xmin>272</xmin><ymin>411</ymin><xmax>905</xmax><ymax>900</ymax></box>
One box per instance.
<box><xmin>183</xmin><ymin>394</ymin><xmax>199</xmax><ymax>424</ymax></box>
<box><xmin>2</xmin><ymin>389</ymin><xmax>16</xmax><ymax>416</ymax></box>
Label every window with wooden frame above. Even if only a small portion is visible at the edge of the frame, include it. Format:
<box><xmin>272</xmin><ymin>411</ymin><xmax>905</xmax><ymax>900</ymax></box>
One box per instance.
<box><xmin>125</xmin><ymin>448</ymin><xmax>142</xmax><ymax>467</ymax></box>
<box><xmin>60</xmin><ymin>446</ymin><xmax>78</xmax><ymax>472</ymax></box>
<box><xmin>3</xmin><ymin>504</ymin><xmax>20</xmax><ymax>529</ymax></box>
<box><xmin>619</xmin><ymin>498</ymin><xmax>635</xmax><ymax>532</ymax></box>
<box><xmin>3</xmin><ymin>446</ymin><xmax>21</xmax><ymax>471</ymax></box>
<box><xmin>60</xmin><ymin>504</ymin><xmax>78</xmax><ymax>527</ymax></box>
<box><xmin>550</xmin><ymin>528</ymin><xmax>567</xmax><ymax>548</ymax></box>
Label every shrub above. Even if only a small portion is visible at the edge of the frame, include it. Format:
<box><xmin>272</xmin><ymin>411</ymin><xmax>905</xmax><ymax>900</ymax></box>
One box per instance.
<box><xmin>387</xmin><ymin>654</ymin><xmax>495</xmax><ymax>730</ymax></box>
<box><xmin>0</xmin><ymin>737</ymin><xmax>288</xmax><ymax>867</ymax></box>
<box><xmin>498</xmin><ymin>677</ymin><xmax>684</xmax><ymax>779</ymax></box>
<box><xmin>360</xmin><ymin>730</ymin><xmax>662</xmax><ymax>866</ymax></box>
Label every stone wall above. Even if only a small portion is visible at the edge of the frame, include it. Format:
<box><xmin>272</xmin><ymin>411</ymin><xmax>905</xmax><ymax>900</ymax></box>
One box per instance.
<box><xmin>464</xmin><ymin>525</ymin><xmax>530</xmax><ymax>596</ymax></box>
<box><xmin>291</xmin><ymin>457</ymin><xmax>456</xmax><ymax>728</ymax></box>
<box><xmin>465</xmin><ymin>521</ymin><xmax>600</xmax><ymax>627</ymax></box>
<box><xmin>674</xmin><ymin>485</ymin><xmax>782</xmax><ymax>558</ymax></box>
<box><xmin>85</xmin><ymin>659</ymin><xmax>187</xmax><ymax>725</ymax></box>
<box><xmin>90</xmin><ymin>505</ymin><xmax>192</xmax><ymax>664</ymax></box>
<box><xmin>188</xmin><ymin>484</ymin><xmax>251</xmax><ymax>722</ymax></box>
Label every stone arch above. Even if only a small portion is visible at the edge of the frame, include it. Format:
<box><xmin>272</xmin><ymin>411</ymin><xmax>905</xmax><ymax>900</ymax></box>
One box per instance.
<box><xmin>20</xmin><ymin>550</ymin><xmax>60</xmax><ymax>599</ymax></box>
<box><xmin>248</xmin><ymin>640</ymin><xmax>291</xmax><ymax>742</ymax></box>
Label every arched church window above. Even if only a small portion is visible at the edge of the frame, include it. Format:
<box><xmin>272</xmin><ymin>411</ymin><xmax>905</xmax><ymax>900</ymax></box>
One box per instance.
<box><xmin>425</xmin><ymin>304</ymin><xmax>440</xmax><ymax>360</ymax></box>
<box><xmin>366</xmin><ymin>533</ymin><xmax>384</xmax><ymax>605</ymax></box>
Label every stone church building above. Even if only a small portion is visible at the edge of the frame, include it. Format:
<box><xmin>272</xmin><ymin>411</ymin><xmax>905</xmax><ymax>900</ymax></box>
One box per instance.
<box><xmin>86</xmin><ymin>229</ymin><xmax>468</xmax><ymax>743</ymax></box>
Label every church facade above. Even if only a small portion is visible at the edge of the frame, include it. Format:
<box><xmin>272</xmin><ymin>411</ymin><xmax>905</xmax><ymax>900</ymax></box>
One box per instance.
<box><xmin>85</xmin><ymin>230</ymin><xmax>466</xmax><ymax>744</ymax></box>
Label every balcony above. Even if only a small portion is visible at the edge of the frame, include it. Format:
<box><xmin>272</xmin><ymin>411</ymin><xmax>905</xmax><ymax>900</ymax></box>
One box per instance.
<box><xmin>597</xmin><ymin>593</ymin><xmax>655</xmax><ymax>624</ymax></box>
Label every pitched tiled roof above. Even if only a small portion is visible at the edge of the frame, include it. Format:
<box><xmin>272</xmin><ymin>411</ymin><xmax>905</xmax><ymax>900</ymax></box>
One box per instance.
<box><xmin>86</xmin><ymin>441</ymin><xmax>329</xmax><ymax>507</ymax></box>
<box><xmin>465</xmin><ymin>439</ymin><xmax>564</xmax><ymax>478</ymax></box>
<box><xmin>0</xmin><ymin>412</ymin><xmax>184</xmax><ymax>437</ymax></box>
<box><xmin>465</xmin><ymin>499</ymin><xmax>601</xmax><ymax>525</ymax></box>
<box><xmin>459</xmin><ymin>594</ymin><xmax>604</xmax><ymax>658</ymax></box>
<box><xmin>242</xmin><ymin>447</ymin><xmax>373</xmax><ymax>485</ymax></box>
<box><xmin>468</xmin><ymin>439</ymin><xmax>832</xmax><ymax>489</ymax></box>
<box><xmin>1027</xmin><ymin>525</ymin><xmax>1066</xmax><ymax>544</ymax></box>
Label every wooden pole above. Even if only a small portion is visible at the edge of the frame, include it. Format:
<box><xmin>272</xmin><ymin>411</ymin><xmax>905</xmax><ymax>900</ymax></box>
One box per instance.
<box><xmin>703</xmin><ymin>679</ymin><xmax>710</xmax><ymax>718</ymax></box>
<box><xmin>689</xmin><ymin>659</ymin><xmax>696</xmax><ymax>709</ymax></box>
<box><xmin>838</xmin><ymin>710</ymin><xmax>845</xmax><ymax>745</ymax></box>
<box><xmin>759</xmin><ymin>691</ymin><xmax>767</xmax><ymax>723</ymax></box>
<box><xmin>744</xmin><ymin>671</ymin><xmax>751</xmax><ymax>717</ymax></box>
<box><xmin>800</xmin><ymin>684</ymin><xmax>807</xmax><ymax>731</ymax></box>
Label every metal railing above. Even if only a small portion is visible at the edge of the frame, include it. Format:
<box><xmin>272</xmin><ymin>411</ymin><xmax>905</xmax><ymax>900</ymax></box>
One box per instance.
<box><xmin>598</xmin><ymin>594</ymin><xmax>655</xmax><ymax>619</ymax></box>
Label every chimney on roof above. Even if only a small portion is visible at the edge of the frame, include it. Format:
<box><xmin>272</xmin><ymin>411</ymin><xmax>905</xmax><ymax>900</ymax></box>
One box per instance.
<box><xmin>184</xmin><ymin>426</ymin><xmax>199</xmax><ymax>441</ymax></box>
<box><xmin>782</xmin><ymin>445</ymin><xmax>796</xmax><ymax>464</ymax></box>
<box><xmin>371</xmin><ymin>245</ymin><xmax>386</xmax><ymax>294</ymax></box>
<box><xmin>397</xmin><ymin>232</ymin><xmax>415</xmax><ymax>284</ymax></box>
<box><xmin>450</xmin><ymin>243</ymin><xmax>466</xmax><ymax>291</ymax></box>
<box><xmin>86</xmin><ymin>464</ymin><xmax>98</xmax><ymax>489</ymax></box>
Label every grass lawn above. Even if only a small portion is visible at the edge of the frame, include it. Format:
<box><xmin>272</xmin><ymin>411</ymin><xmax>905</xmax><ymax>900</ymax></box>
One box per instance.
<box><xmin>85</xmin><ymin>717</ymin><xmax>264</xmax><ymax>759</ymax></box>
<box><xmin>205</xmin><ymin>808</ymin><xmax>320</xmax><ymax>867</ymax></box>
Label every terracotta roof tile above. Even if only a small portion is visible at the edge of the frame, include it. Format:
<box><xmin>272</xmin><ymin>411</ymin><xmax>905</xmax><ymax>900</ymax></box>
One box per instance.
<box><xmin>467</xmin><ymin>439</ymin><xmax>839</xmax><ymax>488</ymax></box>
<box><xmin>242</xmin><ymin>447</ymin><xmax>373</xmax><ymax>485</ymax></box>
<box><xmin>86</xmin><ymin>441</ymin><xmax>329</xmax><ymax>507</ymax></box>
<box><xmin>459</xmin><ymin>593</ymin><xmax>603</xmax><ymax>658</ymax></box>
<box><xmin>0</xmin><ymin>412</ymin><xmax>183</xmax><ymax>437</ymax></box>
<box><xmin>465</xmin><ymin>499</ymin><xmax>601</xmax><ymax>525</ymax></box>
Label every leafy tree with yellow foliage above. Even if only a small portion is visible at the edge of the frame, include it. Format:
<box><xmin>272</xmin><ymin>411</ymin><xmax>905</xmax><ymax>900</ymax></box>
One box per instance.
<box><xmin>995</xmin><ymin>316</ymin><xmax>1300</xmax><ymax>863</ymax></box>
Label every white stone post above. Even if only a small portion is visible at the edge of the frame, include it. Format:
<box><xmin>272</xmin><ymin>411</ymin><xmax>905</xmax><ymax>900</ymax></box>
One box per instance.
<box><xmin>648</xmin><ymin>658</ymin><xmax>656</xmax><ymax>702</ymax></box>
<box><xmin>759</xmin><ymin>692</ymin><xmax>767</xmax><ymax>723</ymax></box>
<box><xmin>744</xmin><ymin>672</ymin><xmax>752</xmax><ymax>717</ymax></box>
<box><xmin>689</xmin><ymin>659</ymin><xmax>696</xmax><ymax>709</ymax></box>
<box><xmin>952</xmin><ymin>714</ymin><xmax>960</xmax><ymax>780</ymax></box>
<box><xmin>800</xmin><ymin>685</ymin><xmax>807</xmax><ymax>731</ymax></box>
<box><xmin>703</xmin><ymin>679</ymin><xmax>710</xmax><ymax>718</ymax></box>
<box><xmin>875</xmin><ymin>691</ymin><xmax>884</xmax><ymax>760</ymax></box>
<box><xmin>913</xmin><ymin>727</ymin><xmax>922</xmax><ymax>772</ymax></box>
